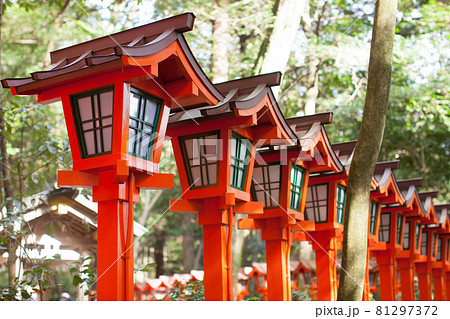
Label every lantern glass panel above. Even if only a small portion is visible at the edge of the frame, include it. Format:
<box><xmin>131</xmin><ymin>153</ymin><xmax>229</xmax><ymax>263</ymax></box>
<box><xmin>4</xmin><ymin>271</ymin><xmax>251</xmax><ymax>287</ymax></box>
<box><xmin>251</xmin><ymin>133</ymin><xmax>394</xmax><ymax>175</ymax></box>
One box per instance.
<box><xmin>432</xmin><ymin>233</ymin><xmax>437</xmax><ymax>257</ymax></box>
<box><xmin>369</xmin><ymin>200</ymin><xmax>378</xmax><ymax>235</ymax></box>
<box><xmin>447</xmin><ymin>239</ymin><xmax>450</xmax><ymax>262</ymax></box>
<box><xmin>290</xmin><ymin>165</ymin><xmax>305</xmax><ymax>211</ymax></box>
<box><xmin>230</xmin><ymin>133</ymin><xmax>251</xmax><ymax>190</ymax></box>
<box><xmin>180</xmin><ymin>131</ymin><xmax>220</xmax><ymax>188</ymax></box>
<box><xmin>252</xmin><ymin>162</ymin><xmax>281</xmax><ymax>209</ymax></box>
<box><xmin>378</xmin><ymin>212</ymin><xmax>391</xmax><ymax>243</ymax></box>
<box><xmin>305</xmin><ymin>184</ymin><xmax>328</xmax><ymax>223</ymax></box>
<box><xmin>415</xmin><ymin>223</ymin><xmax>421</xmax><ymax>250</ymax></box>
<box><xmin>128</xmin><ymin>88</ymin><xmax>162</xmax><ymax>160</ymax></box>
<box><xmin>421</xmin><ymin>231</ymin><xmax>428</xmax><ymax>255</ymax></box>
<box><xmin>336</xmin><ymin>185</ymin><xmax>346</xmax><ymax>224</ymax></box>
<box><xmin>72</xmin><ymin>87</ymin><xmax>114</xmax><ymax>158</ymax></box>
<box><xmin>403</xmin><ymin>221</ymin><xmax>410</xmax><ymax>250</ymax></box>
<box><xmin>437</xmin><ymin>237</ymin><xmax>442</xmax><ymax>261</ymax></box>
<box><xmin>396</xmin><ymin>214</ymin><xmax>404</xmax><ymax>245</ymax></box>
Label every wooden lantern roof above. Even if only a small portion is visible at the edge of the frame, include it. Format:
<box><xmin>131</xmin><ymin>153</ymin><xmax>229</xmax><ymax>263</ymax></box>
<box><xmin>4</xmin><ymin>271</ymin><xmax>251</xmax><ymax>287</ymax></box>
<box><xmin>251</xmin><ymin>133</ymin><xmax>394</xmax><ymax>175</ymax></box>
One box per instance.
<box><xmin>434</xmin><ymin>204</ymin><xmax>450</xmax><ymax>234</ymax></box>
<box><xmin>283</xmin><ymin>112</ymin><xmax>343</xmax><ymax>173</ymax></box>
<box><xmin>2</xmin><ymin>12</ymin><xmax>223</xmax><ymax>107</ymax></box>
<box><xmin>371</xmin><ymin>161</ymin><xmax>405</xmax><ymax>205</ymax></box>
<box><xmin>381</xmin><ymin>178</ymin><xmax>426</xmax><ymax>218</ymax></box>
<box><xmin>168</xmin><ymin>72</ymin><xmax>296</xmax><ymax>146</ymax></box>
<box><xmin>416</xmin><ymin>190</ymin><xmax>440</xmax><ymax>225</ymax></box>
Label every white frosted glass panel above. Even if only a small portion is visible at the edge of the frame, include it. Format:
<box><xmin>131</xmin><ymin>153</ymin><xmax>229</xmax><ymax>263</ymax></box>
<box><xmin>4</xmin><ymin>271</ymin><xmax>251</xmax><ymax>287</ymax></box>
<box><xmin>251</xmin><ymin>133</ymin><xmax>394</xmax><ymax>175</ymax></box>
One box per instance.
<box><xmin>103</xmin><ymin>127</ymin><xmax>112</xmax><ymax>152</ymax></box>
<box><xmin>77</xmin><ymin>97</ymin><xmax>92</xmax><ymax>121</ymax></box>
<box><xmin>208</xmin><ymin>165</ymin><xmax>217</xmax><ymax>184</ymax></box>
<box><xmin>130</xmin><ymin>93</ymin><xmax>140</xmax><ymax>118</ymax></box>
<box><xmin>84</xmin><ymin>131</ymin><xmax>95</xmax><ymax>155</ymax></box>
<box><xmin>100</xmin><ymin>92</ymin><xmax>113</xmax><ymax>116</ymax></box>
<box><xmin>82</xmin><ymin>122</ymin><xmax>93</xmax><ymax>130</ymax></box>
<box><xmin>144</xmin><ymin>99</ymin><xmax>158</xmax><ymax>123</ymax></box>
<box><xmin>191</xmin><ymin>167</ymin><xmax>201</xmax><ymax>186</ymax></box>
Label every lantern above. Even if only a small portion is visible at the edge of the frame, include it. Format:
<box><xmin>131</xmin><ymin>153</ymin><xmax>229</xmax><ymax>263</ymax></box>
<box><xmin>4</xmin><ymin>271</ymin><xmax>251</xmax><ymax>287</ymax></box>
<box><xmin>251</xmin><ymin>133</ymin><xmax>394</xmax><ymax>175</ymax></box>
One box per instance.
<box><xmin>238</xmin><ymin>112</ymin><xmax>343</xmax><ymax>301</ymax></box>
<box><xmin>168</xmin><ymin>72</ymin><xmax>297</xmax><ymax>301</ymax></box>
<box><xmin>1</xmin><ymin>12</ymin><xmax>228</xmax><ymax>300</ymax></box>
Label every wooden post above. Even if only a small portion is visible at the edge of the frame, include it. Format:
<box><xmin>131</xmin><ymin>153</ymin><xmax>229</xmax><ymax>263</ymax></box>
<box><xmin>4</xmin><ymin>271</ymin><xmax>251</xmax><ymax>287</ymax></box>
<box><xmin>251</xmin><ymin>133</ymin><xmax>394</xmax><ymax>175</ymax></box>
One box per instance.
<box><xmin>431</xmin><ymin>268</ymin><xmax>445</xmax><ymax>301</ymax></box>
<box><xmin>446</xmin><ymin>271</ymin><xmax>450</xmax><ymax>301</ymax></box>
<box><xmin>198</xmin><ymin>198</ymin><xmax>233</xmax><ymax>301</ymax></box>
<box><xmin>262</xmin><ymin>223</ymin><xmax>291</xmax><ymax>301</ymax></box>
<box><xmin>311</xmin><ymin>235</ymin><xmax>338</xmax><ymax>301</ymax></box>
<box><xmin>376</xmin><ymin>254</ymin><xmax>396</xmax><ymax>301</ymax></box>
<box><xmin>415</xmin><ymin>261</ymin><xmax>432</xmax><ymax>301</ymax></box>
<box><xmin>94</xmin><ymin>169</ymin><xmax>135</xmax><ymax>301</ymax></box>
<box><xmin>397</xmin><ymin>258</ymin><xmax>415</xmax><ymax>301</ymax></box>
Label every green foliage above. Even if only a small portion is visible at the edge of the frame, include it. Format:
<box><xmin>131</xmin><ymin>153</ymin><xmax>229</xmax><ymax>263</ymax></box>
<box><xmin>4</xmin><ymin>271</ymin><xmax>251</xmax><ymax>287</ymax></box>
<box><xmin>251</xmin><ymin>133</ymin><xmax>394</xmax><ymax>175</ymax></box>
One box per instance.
<box><xmin>167</xmin><ymin>280</ymin><xmax>204</xmax><ymax>301</ymax></box>
<box><xmin>291</xmin><ymin>286</ymin><xmax>315</xmax><ymax>301</ymax></box>
<box><xmin>69</xmin><ymin>256</ymin><xmax>96</xmax><ymax>296</ymax></box>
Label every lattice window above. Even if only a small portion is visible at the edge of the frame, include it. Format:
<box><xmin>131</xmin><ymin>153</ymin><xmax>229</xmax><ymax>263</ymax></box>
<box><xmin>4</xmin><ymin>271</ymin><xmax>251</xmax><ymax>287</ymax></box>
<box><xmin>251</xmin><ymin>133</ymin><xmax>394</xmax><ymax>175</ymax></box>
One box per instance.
<box><xmin>230</xmin><ymin>133</ymin><xmax>251</xmax><ymax>190</ymax></box>
<box><xmin>305</xmin><ymin>184</ymin><xmax>328</xmax><ymax>223</ymax></box>
<box><xmin>72</xmin><ymin>87</ymin><xmax>114</xmax><ymax>158</ymax></box>
<box><xmin>403</xmin><ymin>221</ymin><xmax>410</xmax><ymax>250</ymax></box>
<box><xmin>252</xmin><ymin>163</ymin><xmax>281</xmax><ymax>209</ymax></box>
<box><xmin>378</xmin><ymin>212</ymin><xmax>391</xmax><ymax>243</ymax></box>
<box><xmin>128</xmin><ymin>88</ymin><xmax>162</xmax><ymax>160</ymax></box>
<box><xmin>290</xmin><ymin>165</ymin><xmax>305</xmax><ymax>211</ymax></box>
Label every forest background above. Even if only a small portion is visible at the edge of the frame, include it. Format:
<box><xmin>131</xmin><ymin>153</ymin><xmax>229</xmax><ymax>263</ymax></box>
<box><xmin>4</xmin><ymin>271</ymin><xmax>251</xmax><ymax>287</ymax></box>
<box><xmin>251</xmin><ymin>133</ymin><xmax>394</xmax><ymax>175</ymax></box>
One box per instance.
<box><xmin>0</xmin><ymin>0</ymin><xmax>448</xmax><ymax>299</ymax></box>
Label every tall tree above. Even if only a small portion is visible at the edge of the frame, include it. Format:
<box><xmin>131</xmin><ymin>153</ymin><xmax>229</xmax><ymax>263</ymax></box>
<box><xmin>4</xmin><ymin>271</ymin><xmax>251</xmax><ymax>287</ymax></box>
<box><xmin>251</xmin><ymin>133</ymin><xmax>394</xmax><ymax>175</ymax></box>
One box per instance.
<box><xmin>337</xmin><ymin>0</ymin><xmax>398</xmax><ymax>300</ymax></box>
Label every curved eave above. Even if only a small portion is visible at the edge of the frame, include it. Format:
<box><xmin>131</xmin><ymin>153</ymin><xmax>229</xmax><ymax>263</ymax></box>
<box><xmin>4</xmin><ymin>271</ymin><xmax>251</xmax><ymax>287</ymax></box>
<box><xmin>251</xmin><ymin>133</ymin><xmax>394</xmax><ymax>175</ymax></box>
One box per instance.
<box><xmin>404</xmin><ymin>189</ymin><xmax>425</xmax><ymax>218</ymax></box>
<box><xmin>372</xmin><ymin>170</ymin><xmax>405</xmax><ymax>205</ymax></box>
<box><xmin>3</xmin><ymin>29</ymin><xmax>224</xmax><ymax>107</ymax></box>
<box><xmin>315</xmin><ymin>127</ymin><xmax>343</xmax><ymax>173</ymax></box>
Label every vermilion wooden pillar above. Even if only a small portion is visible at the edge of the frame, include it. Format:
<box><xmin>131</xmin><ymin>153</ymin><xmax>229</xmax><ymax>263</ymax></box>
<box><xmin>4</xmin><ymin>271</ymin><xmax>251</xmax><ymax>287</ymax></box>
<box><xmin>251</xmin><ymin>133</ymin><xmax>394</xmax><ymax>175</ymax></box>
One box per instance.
<box><xmin>198</xmin><ymin>199</ymin><xmax>233</xmax><ymax>301</ymax></box>
<box><xmin>397</xmin><ymin>258</ymin><xmax>415</xmax><ymax>301</ymax></box>
<box><xmin>378</xmin><ymin>255</ymin><xmax>396</xmax><ymax>301</ymax></box>
<box><xmin>431</xmin><ymin>268</ymin><xmax>445</xmax><ymax>300</ymax></box>
<box><xmin>310</xmin><ymin>232</ymin><xmax>340</xmax><ymax>301</ymax></box>
<box><xmin>415</xmin><ymin>261</ymin><xmax>432</xmax><ymax>301</ymax></box>
<box><xmin>446</xmin><ymin>271</ymin><xmax>450</xmax><ymax>301</ymax></box>
<box><xmin>262</xmin><ymin>222</ymin><xmax>291</xmax><ymax>301</ymax></box>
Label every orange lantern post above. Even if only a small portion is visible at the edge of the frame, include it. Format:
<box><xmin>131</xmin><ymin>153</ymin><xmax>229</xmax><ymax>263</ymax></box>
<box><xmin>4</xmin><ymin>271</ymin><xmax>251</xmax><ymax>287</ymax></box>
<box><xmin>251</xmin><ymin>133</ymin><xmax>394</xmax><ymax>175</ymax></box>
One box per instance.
<box><xmin>412</xmin><ymin>190</ymin><xmax>439</xmax><ymax>301</ymax></box>
<box><xmin>370</xmin><ymin>178</ymin><xmax>427</xmax><ymax>300</ymax></box>
<box><xmin>290</xmin><ymin>139</ymin><xmax>356</xmax><ymax>301</ymax></box>
<box><xmin>429</xmin><ymin>207</ymin><xmax>449</xmax><ymax>301</ymax></box>
<box><xmin>364</xmin><ymin>160</ymin><xmax>405</xmax><ymax>301</ymax></box>
<box><xmin>167</xmin><ymin>72</ymin><xmax>295</xmax><ymax>300</ymax></box>
<box><xmin>434</xmin><ymin>204</ymin><xmax>450</xmax><ymax>300</ymax></box>
<box><xmin>238</xmin><ymin>113</ymin><xmax>342</xmax><ymax>301</ymax></box>
<box><xmin>1</xmin><ymin>13</ymin><xmax>235</xmax><ymax>300</ymax></box>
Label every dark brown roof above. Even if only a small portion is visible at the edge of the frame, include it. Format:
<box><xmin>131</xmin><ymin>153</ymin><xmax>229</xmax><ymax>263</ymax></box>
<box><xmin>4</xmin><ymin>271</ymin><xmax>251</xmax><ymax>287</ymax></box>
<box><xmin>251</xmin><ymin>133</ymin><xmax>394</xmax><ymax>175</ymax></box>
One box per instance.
<box><xmin>286</xmin><ymin>112</ymin><xmax>333</xmax><ymax>133</ymax></box>
<box><xmin>2</xmin><ymin>12</ymin><xmax>223</xmax><ymax>106</ymax></box>
<box><xmin>374</xmin><ymin>160</ymin><xmax>400</xmax><ymax>175</ymax></box>
<box><xmin>168</xmin><ymin>72</ymin><xmax>298</xmax><ymax>142</ymax></box>
<box><xmin>397</xmin><ymin>178</ymin><xmax>423</xmax><ymax>190</ymax></box>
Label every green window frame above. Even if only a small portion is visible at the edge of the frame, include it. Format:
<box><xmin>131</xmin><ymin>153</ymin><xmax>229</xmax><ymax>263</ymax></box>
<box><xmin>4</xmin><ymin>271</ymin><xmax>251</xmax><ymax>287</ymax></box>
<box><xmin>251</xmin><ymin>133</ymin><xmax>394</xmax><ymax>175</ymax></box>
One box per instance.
<box><xmin>71</xmin><ymin>86</ymin><xmax>114</xmax><ymax>158</ymax></box>
<box><xmin>252</xmin><ymin>163</ymin><xmax>282</xmax><ymax>209</ymax></box>
<box><xmin>290</xmin><ymin>165</ymin><xmax>305</xmax><ymax>211</ymax></box>
<box><xmin>369</xmin><ymin>200</ymin><xmax>378</xmax><ymax>235</ymax></box>
<box><xmin>230</xmin><ymin>133</ymin><xmax>251</xmax><ymax>190</ymax></box>
<box><xmin>415</xmin><ymin>223</ymin><xmax>421</xmax><ymax>250</ymax></box>
<box><xmin>336</xmin><ymin>185</ymin><xmax>346</xmax><ymax>224</ymax></box>
<box><xmin>403</xmin><ymin>221</ymin><xmax>410</xmax><ymax>250</ymax></box>
<box><xmin>128</xmin><ymin>87</ymin><xmax>162</xmax><ymax>160</ymax></box>
<box><xmin>396</xmin><ymin>214</ymin><xmax>404</xmax><ymax>245</ymax></box>
<box><xmin>447</xmin><ymin>239</ymin><xmax>450</xmax><ymax>262</ymax></box>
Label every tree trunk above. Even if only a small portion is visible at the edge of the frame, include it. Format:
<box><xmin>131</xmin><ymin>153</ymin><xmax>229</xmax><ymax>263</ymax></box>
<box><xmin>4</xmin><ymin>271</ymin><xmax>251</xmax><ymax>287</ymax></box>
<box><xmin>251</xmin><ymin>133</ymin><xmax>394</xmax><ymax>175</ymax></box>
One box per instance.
<box><xmin>337</xmin><ymin>0</ymin><xmax>398</xmax><ymax>301</ymax></box>
<box><xmin>303</xmin><ymin>57</ymin><xmax>320</xmax><ymax>115</ymax></box>
<box><xmin>181</xmin><ymin>213</ymin><xmax>196</xmax><ymax>272</ymax></box>
<box><xmin>0</xmin><ymin>0</ymin><xmax>17</xmax><ymax>288</ymax></box>
<box><xmin>153</xmin><ymin>228</ymin><xmax>165</xmax><ymax>277</ymax></box>
<box><xmin>260</xmin><ymin>0</ymin><xmax>306</xmax><ymax>97</ymax></box>
<box><xmin>211</xmin><ymin>2</ymin><xmax>231</xmax><ymax>83</ymax></box>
